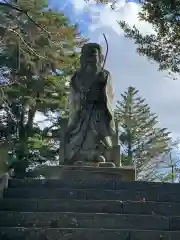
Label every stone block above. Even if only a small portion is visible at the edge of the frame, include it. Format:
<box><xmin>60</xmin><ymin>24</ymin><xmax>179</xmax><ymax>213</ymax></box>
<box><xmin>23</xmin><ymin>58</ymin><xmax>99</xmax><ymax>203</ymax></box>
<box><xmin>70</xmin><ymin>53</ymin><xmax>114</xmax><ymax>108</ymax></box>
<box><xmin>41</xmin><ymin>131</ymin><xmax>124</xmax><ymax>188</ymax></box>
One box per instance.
<box><xmin>130</xmin><ymin>230</ymin><xmax>175</xmax><ymax>240</ymax></box>
<box><xmin>122</xmin><ymin>201</ymin><xmax>180</xmax><ymax>216</ymax></box>
<box><xmin>8</xmin><ymin>178</ymin><xmax>119</xmax><ymax>189</ymax></box>
<box><xmin>2</xmin><ymin>198</ymin><xmax>180</xmax><ymax>217</ymax></box>
<box><xmin>4</xmin><ymin>187</ymin><xmax>180</xmax><ymax>203</ymax></box>
<box><xmin>8</xmin><ymin>178</ymin><xmax>180</xmax><ymax>193</ymax></box>
<box><xmin>0</xmin><ymin>212</ymin><xmax>169</xmax><ymax>230</ymax></box>
<box><xmin>0</xmin><ymin>228</ymin><xmax>180</xmax><ymax>240</ymax></box>
<box><xmin>3</xmin><ymin>188</ymin><xmax>157</xmax><ymax>201</ymax></box>
<box><xmin>170</xmin><ymin>216</ymin><xmax>180</xmax><ymax>230</ymax></box>
<box><xmin>29</xmin><ymin>165</ymin><xmax>135</xmax><ymax>181</ymax></box>
<box><xmin>0</xmin><ymin>199</ymin><xmax>124</xmax><ymax>214</ymax></box>
<box><xmin>0</xmin><ymin>228</ymin><xmax>129</xmax><ymax>240</ymax></box>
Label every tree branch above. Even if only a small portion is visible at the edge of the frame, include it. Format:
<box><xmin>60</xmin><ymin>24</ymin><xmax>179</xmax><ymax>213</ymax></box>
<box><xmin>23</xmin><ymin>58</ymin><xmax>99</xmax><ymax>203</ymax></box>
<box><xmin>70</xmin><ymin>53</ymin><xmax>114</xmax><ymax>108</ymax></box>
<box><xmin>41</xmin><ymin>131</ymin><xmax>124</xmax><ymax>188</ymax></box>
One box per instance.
<box><xmin>0</xmin><ymin>25</ymin><xmax>48</xmax><ymax>59</ymax></box>
<box><xmin>0</xmin><ymin>1</ymin><xmax>50</xmax><ymax>37</ymax></box>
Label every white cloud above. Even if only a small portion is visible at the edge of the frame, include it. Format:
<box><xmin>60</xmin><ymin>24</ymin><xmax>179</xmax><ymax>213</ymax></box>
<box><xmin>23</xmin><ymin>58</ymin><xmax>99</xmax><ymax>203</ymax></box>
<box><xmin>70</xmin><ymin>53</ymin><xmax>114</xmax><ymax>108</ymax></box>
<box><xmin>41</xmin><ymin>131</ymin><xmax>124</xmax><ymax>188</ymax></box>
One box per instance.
<box><xmin>73</xmin><ymin>0</ymin><xmax>153</xmax><ymax>35</ymax></box>
<box><xmin>72</xmin><ymin>0</ymin><xmax>94</xmax><ymax>11</ymax></box>
<box><xmin>72</xmin><ymin>0</ymin><xmax>180</xmax><ymax>138</ymax></box>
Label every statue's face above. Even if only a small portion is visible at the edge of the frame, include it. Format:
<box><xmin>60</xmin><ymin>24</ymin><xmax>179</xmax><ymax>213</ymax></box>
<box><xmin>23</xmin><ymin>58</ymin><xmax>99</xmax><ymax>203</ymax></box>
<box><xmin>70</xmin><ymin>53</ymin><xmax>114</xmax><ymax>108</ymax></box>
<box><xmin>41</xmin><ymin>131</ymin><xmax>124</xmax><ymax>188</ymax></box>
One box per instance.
<box><xmin>80</xmin><ymin>46</ymin><xmax>101</xmax><ymax>72</ymax></box>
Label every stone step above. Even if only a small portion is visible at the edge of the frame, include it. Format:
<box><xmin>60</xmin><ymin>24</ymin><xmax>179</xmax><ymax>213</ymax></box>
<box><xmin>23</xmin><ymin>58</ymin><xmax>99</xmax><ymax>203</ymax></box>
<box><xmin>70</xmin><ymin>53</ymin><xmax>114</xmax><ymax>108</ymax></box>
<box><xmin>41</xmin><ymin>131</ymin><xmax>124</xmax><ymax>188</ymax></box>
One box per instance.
<box><xmin>8</xmin><ymin>178</ymin><xmax>180</xmax><ymax>191</ymax></box>
<box><xmin>0</xmin><ymin>211</ymin><xmax>172</xmax><ymax>230</ymax></box>
<box><xmin>0</xmin><ymin>199</ymin><xmax>123</xmax><ymax>213</ymax></box>
<box><xmin>1</xmin><ymin>199</ymin><xmax>180</xmax><ymax>216</ymax></box>
<box><xmin>4</xmin><ymin>187</ymin><xmax>180</xmax><ymax>202</ymax></box>
<box><xmin>0</xmin><ymin>227</ymin><xmax>180</xmax><ymax>240</ymax></box>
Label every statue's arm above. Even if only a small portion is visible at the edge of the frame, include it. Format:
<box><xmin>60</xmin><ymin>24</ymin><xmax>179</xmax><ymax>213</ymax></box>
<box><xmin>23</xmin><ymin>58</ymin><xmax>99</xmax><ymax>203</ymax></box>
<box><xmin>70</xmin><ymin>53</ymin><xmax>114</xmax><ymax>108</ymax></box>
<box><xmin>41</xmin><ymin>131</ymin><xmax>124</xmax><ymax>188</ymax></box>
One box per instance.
<box><xmin>105</xmin><ymin>71</ymin><xmax>116</xmax><ymax>132</ymax></box>
<box><xmin>106</xmin><ymin>72</ymin><xmax>114</xmax><ymax>103</ymax></box>
<box><xmin>103</xmin><ymin>70</ymin><xmax>114</xmax><ymax>105</ymax></box>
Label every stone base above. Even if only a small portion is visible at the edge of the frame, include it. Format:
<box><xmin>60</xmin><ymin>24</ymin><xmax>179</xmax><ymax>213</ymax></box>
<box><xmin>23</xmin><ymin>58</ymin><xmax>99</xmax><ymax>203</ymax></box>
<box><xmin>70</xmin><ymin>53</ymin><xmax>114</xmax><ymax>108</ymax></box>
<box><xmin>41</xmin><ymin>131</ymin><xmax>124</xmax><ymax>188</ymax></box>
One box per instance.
<box><xmin>73</xmin><ymin>161</ymin><xmax>98</xmax><ymax>167</ymax></box>
<box><xmin>98</xmin><ymin>162</ymin><xmax>116</xmax><ymax>168</ymax></box>
<box><xmin>29</xmin><ymin>165</ymin><xmax>135</xmax><ymax>181</ymax></box>
<box><xmin>73</xmin><ymin>161</ymin><xmax>116</xmax><ymax>168</ymax></box>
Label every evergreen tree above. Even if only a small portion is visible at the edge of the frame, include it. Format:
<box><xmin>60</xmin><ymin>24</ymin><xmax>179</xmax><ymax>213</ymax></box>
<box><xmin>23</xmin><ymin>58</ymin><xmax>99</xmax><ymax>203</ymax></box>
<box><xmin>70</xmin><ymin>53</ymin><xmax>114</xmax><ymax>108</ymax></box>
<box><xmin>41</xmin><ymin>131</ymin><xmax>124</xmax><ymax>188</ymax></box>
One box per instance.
<box><xmin>89</xmin><ymin>0</ymin><xmax>180</xmax><ymax>77</ymax></box>
<box><xmin>115</xmin><ymin>86</ymin><xmax>171</xmax><ymax>173</ymax></box>
<box><xmin>0</xmin><ymin>0</ymin><xmax>83</xmax><ymax>175</ymax></box>
<box><xmin>118</xmin><ymin>0</ymin><xmax>180</xmax><ymax>78</ymax></box>
<box><xmin>144</xmin><ymin>139</ymin><xmax>180</xmax><ymax>182</ymax></box>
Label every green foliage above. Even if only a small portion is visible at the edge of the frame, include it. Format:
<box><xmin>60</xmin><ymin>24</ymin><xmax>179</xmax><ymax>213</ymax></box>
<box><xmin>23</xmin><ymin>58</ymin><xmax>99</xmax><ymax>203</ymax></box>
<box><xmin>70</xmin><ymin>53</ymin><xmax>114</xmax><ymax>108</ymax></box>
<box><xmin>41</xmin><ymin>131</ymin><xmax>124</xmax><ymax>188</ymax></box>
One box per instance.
<box><xmin>161</xmin><ymin>172</ymin><xmax>177</xmax><ymax>183</ymax></box>
<box><xmin>119</xmin><ymin>0</ymin><xmax>180</xmax><ymax>76</ymax></box>
<box><xmin>0</xmin><ymin>0</ymin><xmax>83</xmax><ymax>175</ymax></box>
<box><xmin>115</xmin><ymin>86</ymin><xmax>171</xmax><ymax>172</ymax></box>
<box><xmin>146</xmin><ymin>139</ymin><xmax>180</xmax><ymax>182</ymax></box>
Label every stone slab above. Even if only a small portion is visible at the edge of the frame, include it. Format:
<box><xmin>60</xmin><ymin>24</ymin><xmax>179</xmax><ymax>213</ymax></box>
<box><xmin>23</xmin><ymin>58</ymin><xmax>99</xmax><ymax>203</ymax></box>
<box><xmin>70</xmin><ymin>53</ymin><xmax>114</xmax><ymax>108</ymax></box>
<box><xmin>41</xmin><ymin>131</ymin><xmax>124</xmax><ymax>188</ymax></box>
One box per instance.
<box><xmin>170</xmin><ymin>216</ymin><xmax>180</xmax><ymax>230</ymax></box>
<box><xmin>29</xmin><ymin>165</ymin><xmax>135</xmax><ymax>181</ymax></box>
<box><xmin>1</xmin><ymin>199</ymin><xmax>180</xmax><ymax>217</ymax></box>
<box><xmin>0</xmin><ymin>199</ymin><xmax>124</xmax><ymax>213</ymax></box>
<box><xmin>8</xmin><ymin>178</ymin><xmax>180</xmax><ymax>192</ymax></box>
<box><xmin>123</xmin><ymin>201</ymin><xmax>180</xmax><ymax>216</ymax></box>
<box><xmin>130</xmin><ymin>230</ymin><xmax>180</xmax><ymax>240</ymax></box>
<box><xmin>0</xmin><ymin>212</ymin><xmax>169</xmax><ymax>230</ymax></box>
<box><xmin>4</xmin><ymin>187</ymin><xmax>180</xmax><ymax>202</ymax></box>
<box><xmin>0</xmin><ymin>227</ymin><xmax>180</xmax><ymax>240</ymax></box>
<box><xmin>2</xmin><ymin>199</ymin><xmax>180</xmax><ymax>216</ymax></box>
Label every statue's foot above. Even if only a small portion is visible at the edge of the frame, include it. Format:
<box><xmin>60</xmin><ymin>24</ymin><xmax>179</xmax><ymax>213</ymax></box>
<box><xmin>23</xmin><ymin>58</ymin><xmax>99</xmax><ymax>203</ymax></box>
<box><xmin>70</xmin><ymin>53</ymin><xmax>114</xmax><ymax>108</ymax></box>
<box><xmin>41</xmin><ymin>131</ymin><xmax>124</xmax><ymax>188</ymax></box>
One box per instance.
<box><xmin>97</xmin><ymin>155</ymin><xmax>106</xmax><ymax>163</ymax></box>
<box><xmin>98</xmin><ymin>162</ymin><xmax>116</xmax><ymax>168</ymax></box>
<box><xmin>73</xmin><ymin>161</ymin><xmax>83</xmax><ymax>166</ymax></box>
<box><xmin>73</xmin><ymin>161</ymin><xmax>98</xmax><ymax>167</ymax></box>
<box><xmin>96</xmin><ymin>155</ymin><xmax>116</xmax><ymax>167</ymax></box>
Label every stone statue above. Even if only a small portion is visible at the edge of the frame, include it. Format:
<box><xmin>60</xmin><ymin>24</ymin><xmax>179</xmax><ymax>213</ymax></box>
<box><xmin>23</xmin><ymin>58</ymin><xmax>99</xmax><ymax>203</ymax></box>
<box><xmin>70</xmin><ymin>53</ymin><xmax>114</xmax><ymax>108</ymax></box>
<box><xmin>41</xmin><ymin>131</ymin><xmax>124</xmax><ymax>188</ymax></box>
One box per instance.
<box><xmin>64</xmin><ymin>43</ymin><xmax>115</xmax><ymax>164</ymax></box>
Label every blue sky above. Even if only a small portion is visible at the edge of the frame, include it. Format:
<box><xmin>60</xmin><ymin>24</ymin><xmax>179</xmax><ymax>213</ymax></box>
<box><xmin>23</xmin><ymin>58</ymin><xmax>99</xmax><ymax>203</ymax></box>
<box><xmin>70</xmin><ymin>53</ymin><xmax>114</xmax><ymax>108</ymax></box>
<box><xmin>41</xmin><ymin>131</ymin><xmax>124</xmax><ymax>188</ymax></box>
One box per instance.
<box><xmin>45</xmin><ymin>0</ymin><xmax>180</xmax><ymax>140</ymax></box>
<box><xmin>49</xmin><ymin>0</ymin><xmax>91</xmax><ymax>36</ymax></box>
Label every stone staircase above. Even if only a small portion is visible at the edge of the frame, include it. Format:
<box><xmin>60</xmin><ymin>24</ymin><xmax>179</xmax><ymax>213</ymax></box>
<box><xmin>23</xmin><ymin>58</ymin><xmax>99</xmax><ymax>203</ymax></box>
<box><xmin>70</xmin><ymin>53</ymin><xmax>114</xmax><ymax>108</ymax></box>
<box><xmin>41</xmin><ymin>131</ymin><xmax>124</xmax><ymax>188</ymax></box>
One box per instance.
<box><xmin>0</xmin><ymin>169</ymin><xmax>180</xmax><ymax>239</ymax></box>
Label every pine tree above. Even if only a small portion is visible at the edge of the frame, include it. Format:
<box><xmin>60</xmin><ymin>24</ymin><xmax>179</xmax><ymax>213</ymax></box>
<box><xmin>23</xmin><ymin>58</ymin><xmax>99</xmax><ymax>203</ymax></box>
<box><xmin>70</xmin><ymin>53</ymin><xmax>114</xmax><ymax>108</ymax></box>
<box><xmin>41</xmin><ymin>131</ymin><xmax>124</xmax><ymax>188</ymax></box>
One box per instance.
<box><xmin>145</xmin><ymin>139</ymin><xmax>180</xmax><ymax>182</ymax></box>
<box><xmin>119</xmin><ymin>0</ymin><xmax>180</xmax><ymax>78</ymax></box>
<box><xmin>0</xmin><ymin>0</ymin><xmax>83</xmax><ymax>175</ymax></box>
<box><xmin>115</xmin><ymin>86</ymin><xmax>171</xmax><ymax>173</ymax></box>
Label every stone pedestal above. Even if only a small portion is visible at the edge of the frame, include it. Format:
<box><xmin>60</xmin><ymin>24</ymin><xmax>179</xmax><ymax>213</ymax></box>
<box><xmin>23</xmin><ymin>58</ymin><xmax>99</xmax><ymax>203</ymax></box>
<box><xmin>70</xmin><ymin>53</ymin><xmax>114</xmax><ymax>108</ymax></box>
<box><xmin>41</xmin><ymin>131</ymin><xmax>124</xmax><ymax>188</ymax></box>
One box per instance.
<box><xmin>30</xmin><ymin>165</ymin><xmax>135</xmax><ymax>181</ymax></box>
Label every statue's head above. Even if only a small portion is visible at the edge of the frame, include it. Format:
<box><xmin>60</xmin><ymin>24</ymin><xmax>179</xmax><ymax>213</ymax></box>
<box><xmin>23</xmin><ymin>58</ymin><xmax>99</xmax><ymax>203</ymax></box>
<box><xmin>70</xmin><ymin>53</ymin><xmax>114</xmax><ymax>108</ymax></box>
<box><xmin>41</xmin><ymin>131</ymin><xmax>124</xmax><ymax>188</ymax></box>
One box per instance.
<box><xmin>80</xmin><ymin>43</ymin><xmax>104</xmax><ymax>72</ymax></box>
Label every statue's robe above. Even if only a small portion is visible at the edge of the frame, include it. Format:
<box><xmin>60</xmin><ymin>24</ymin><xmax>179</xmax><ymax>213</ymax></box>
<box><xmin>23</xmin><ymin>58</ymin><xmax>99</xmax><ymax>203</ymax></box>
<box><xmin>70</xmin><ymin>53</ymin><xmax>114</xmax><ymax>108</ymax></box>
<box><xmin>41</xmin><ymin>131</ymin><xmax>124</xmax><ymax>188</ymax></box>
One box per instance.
<box><xmin>64</xmin><ymin>69</ymin><xmax>115</xmax><ymax>164</ymax></box>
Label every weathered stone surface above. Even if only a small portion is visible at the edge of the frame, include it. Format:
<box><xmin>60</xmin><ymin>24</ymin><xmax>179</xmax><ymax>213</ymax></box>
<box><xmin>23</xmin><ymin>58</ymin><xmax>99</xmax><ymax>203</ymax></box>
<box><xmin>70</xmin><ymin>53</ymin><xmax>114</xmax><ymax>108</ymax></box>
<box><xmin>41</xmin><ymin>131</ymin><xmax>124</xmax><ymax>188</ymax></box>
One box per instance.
<box><xmin>0</xmin><ymin>199</ymin><xmax>124</xmax><ymax>213</ymax></box>
<box><xmin>8</xmin><ymin>178</ymin><xmax>180</xmax><ymax>192</ymax></box>
<box><xmin>63</xmin><ymin>42</ymin><xmax>115</xmax><ymax>164</ymax></box>
<box><xmin>0</xmin><ymin>212</ymin><xmax>169</xmax><ymax>230</ymax></box>
<box><xmin>4</xmin><ymin>187</ymin><xmax>180</xmax><ymax>202</ymax></box>
<box><xmin>0</xmin><ymin>228</ymin><xmax>180</xmax><ymax>240</ymax></box>
<box><xmin>123</xmin><ymin>201</ymin><xmax>180</xmax><ymax>216</ymax></box>
<box><xmin>33</xmin><ymin>165</ymin><xmax>135</xmax><ymax>175</ymax></box>
<box><xmin>8</xmin><ymin>178</ymin><xmax>118</xmax><ymax>189</ymax></box>
<box><xmin>170</xmin><ymin>217</ymin><xmax>180</xmax><ymax>230</ymax></box>
<box><xmin>0</xmin><ymin>227</ymin><xmax>129</xmax><ymax>240</ymax></box>
<box><xmin>130</xmin><ymin>230</ymin><xmax>180</xmax><ymax>240</ymax></box>
<box><xmin>2</xmin><ymin>199</ymin><xmax>180</xmax><ymax>217</ymax></box>
<box><xmin>8</xmin><ymin>178</ymin><xmax>129</xmax><ymax>190</ymax></box>
<box><xmin>2</xmin><ymin>171</ymin><xmax>180</xmax><ymax>239</ymax></box>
